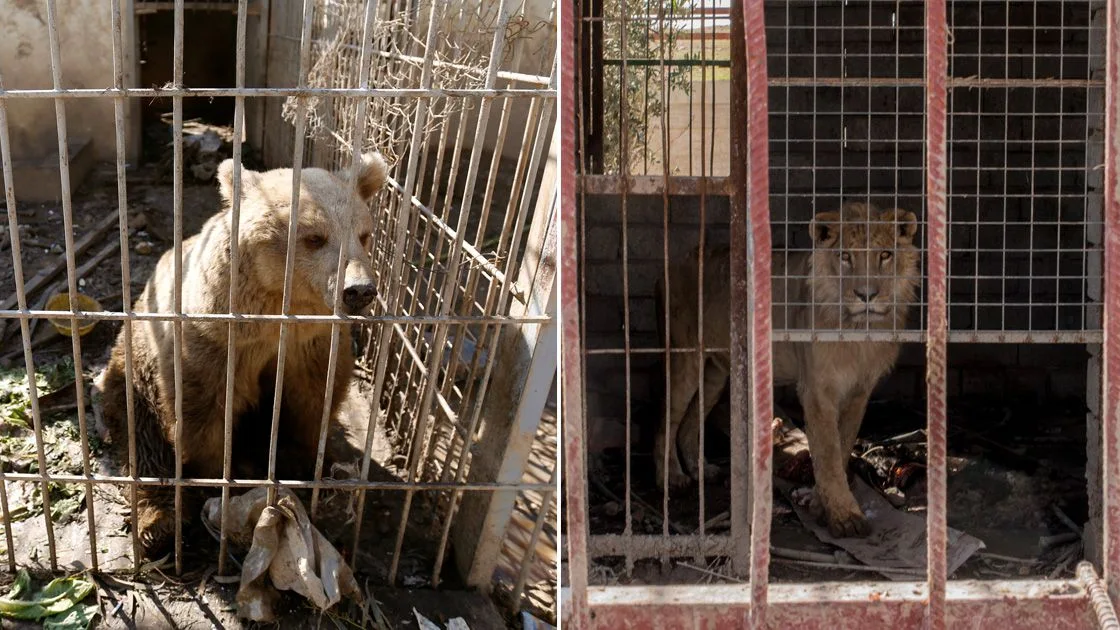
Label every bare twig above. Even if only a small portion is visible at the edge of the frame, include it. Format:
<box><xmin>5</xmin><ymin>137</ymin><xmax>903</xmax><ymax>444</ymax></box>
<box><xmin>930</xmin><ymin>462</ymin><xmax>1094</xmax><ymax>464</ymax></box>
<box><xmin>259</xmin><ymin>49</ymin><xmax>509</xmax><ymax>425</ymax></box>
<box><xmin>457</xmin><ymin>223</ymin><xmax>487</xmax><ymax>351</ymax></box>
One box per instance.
<box><xmin>772</xmin><ymin>557</ymin><xmax>925</xmax><ymax>578</ymax></box>
<box><xmin>1047</xmin><ymin>543</ymin><xmax>1082</xmax><ymax>579</ymax></box>
<box><xmin>677</xmin><ymin>561</ymin><xmax>744</xmax><ymax>584</ymax></box>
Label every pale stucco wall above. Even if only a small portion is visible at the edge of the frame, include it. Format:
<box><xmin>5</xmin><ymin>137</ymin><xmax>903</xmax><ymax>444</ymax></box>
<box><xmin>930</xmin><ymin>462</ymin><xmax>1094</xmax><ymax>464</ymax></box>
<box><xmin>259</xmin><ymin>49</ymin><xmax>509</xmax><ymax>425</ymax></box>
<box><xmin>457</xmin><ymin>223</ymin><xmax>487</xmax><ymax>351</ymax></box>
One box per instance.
<box><xmin>0</xmin><ymin>0</ymin><xmax>118</xmax><ymax>162</ymax></box>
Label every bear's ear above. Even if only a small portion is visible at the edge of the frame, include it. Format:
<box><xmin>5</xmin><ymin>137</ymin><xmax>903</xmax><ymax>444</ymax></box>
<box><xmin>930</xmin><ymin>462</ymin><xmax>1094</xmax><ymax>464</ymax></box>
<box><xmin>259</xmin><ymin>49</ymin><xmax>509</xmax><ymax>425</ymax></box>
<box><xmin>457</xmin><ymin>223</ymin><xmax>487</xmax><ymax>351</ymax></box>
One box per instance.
<box><xmin>809</xmin><ymin>211</ymin><xmax>842</xmax><ymax>247</ymax></box>
<box><xmin>354</xmin><ymin>151</ymin><xmax>389</xmax><ymax>201</ymax></box>
<box><xmin>216</xmin><ymin>159</ymin><xmax>259</xmax><ymax>203</ymax></box>
<box><xmin>881</xmin><ymin>208</ymin><xmax>918</xmax><ymax>244</ymax></box>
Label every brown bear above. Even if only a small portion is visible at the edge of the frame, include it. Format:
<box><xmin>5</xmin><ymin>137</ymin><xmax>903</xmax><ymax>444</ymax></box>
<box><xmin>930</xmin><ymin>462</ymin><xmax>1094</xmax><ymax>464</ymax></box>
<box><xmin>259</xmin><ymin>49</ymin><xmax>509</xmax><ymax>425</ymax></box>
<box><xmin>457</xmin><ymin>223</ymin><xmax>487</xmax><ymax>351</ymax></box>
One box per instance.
<box><xmin>97</xmin><ymin>152</ymin><xmax>388</xmax><ymax>557</ymax></box>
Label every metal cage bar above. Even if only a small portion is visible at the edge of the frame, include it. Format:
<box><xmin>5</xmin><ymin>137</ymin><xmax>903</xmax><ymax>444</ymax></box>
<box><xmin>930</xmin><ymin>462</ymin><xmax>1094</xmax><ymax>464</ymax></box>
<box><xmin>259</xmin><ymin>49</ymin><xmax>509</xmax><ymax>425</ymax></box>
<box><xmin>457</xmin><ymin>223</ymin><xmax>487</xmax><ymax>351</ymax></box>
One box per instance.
<box><xmin>1103</xmin><ymin>0</ymin><xmax>1120</xmax><ymax>608</ymax></box>
<box><xmin>924</xmin><ymin>0</ymin><xmax>950</xmax><ymax>625</ymax></box>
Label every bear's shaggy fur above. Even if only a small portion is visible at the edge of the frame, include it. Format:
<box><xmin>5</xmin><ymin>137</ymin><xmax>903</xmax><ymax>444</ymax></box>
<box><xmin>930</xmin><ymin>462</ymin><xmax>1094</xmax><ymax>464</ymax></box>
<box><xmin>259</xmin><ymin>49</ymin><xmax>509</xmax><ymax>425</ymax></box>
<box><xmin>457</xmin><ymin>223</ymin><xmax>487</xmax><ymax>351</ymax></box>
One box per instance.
<box><xmin>98</xmin><ymin>152</ymin><xmax>389</xmax><ymax>557</ymax></box>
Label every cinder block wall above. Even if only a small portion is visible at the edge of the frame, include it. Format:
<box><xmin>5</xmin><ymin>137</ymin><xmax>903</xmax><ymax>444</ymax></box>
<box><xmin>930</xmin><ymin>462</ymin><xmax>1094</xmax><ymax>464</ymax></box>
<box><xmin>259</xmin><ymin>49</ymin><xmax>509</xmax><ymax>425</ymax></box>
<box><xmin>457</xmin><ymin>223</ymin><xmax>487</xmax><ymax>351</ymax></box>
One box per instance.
<box><xmin>579</xmin><ymin>0</ymin><xmax>1101</xmax><ymax>452</ymax></box>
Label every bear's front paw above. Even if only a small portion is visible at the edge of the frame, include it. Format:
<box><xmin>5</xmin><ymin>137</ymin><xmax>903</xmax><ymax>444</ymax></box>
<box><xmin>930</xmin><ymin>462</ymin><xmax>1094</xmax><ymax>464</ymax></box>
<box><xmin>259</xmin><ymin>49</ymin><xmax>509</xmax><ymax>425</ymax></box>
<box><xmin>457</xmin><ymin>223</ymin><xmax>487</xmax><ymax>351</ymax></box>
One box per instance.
<box><xmin>134</xmin><ymin>503</ymin><xmax>176</xmax><ymax>559</ymax></box>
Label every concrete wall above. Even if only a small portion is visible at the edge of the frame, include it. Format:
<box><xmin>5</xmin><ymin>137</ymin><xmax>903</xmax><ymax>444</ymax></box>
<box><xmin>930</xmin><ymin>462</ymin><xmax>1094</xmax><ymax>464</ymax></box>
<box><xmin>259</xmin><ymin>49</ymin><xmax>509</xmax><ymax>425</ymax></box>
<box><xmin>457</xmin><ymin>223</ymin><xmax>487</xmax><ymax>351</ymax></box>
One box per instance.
<box><xmin>0</xmin><ymin>0</ymin><xmax>117</xmax><ymax>162</ymax></box>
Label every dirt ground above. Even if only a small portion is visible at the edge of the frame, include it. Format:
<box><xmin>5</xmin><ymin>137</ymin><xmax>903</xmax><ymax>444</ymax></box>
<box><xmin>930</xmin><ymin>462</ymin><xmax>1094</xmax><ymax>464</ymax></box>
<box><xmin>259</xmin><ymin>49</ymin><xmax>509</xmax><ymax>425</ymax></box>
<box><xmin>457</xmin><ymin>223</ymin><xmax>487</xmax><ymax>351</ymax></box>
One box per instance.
<box><xmin>0</xmin><ymin>161</ymin><xmax>547</xmax><ymax>629</ymax></box>
<box><xmin>578</xmin><ymin>387</ymin><xmax>1089</xmax><ymax>586</ymax></box>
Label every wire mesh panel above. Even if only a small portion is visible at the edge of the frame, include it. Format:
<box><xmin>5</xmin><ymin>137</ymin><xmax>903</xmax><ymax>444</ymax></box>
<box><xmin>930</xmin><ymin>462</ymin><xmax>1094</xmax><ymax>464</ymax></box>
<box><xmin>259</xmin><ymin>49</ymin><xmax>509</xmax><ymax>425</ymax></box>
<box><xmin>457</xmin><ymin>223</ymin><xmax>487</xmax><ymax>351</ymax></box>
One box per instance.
<box><xmin>0</xmin><ymin>0</ymin><xmax>558</xmax><ymax>622</ymax></box>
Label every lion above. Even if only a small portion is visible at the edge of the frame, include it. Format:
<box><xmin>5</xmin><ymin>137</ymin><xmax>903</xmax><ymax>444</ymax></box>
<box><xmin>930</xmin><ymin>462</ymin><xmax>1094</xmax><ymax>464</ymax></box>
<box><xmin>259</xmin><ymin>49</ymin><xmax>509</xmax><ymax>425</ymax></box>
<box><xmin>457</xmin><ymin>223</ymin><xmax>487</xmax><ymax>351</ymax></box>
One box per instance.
<box><xmin>653</xmin><ymin>201</ymin><xmax>920</xmax><ymax>538</ymax></box>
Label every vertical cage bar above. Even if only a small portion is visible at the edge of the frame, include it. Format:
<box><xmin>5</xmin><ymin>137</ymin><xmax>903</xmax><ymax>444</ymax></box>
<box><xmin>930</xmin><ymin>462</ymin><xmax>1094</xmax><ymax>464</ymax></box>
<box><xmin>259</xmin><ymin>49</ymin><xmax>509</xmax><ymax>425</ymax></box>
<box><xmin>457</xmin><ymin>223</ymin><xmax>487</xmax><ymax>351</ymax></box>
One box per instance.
<box><xmin>171</xmin><ymin>0</ymin><xmax>186</xmax><ymax>576</ymax></box>
<box><xmin>265</xmin><ymin>0</ymin><xmax>315</xmax><ymax>506</ymax></box>
<box><xmin>350</xmin><ymin>1</ymin><xmax>441</xmax><ymax>562</ymax></box>
<box><xmin>43</xmin><ymin>0</ymin><xmax>99</xmax><ymax>571</ymax></box>
<box><xmin>510</xmin><ymin>467</ymin><xmax>557</xmax><ymax>613</ymax></box>
<box><xmin>217</xmin><ymin>0</ymin><xmax>250</xmax><ymax>576</ymax></box>
<box><xmin>108</xmin><ymin>0</ymin><xmax>142</xmax><ymax>571</ymax></box>
<box><xmin>742</xmin><ymin>0</ymin><xmax>773</xmax><ymax>624</ymax></box>
<box><xmin>925</xmin><ymin>0</ymin><xmax>950</xmax><ymax>626</ymax></box>
<box><xmin>0</xmin><ymin>76</ymin><xmax>32</xmax><ymax>577</ymax></box>
<box><xmin>1103</xmin><ymin>0</ymin><xmax>1120</xmax><ymax>605</ymax></box>
<box><xmin>308</xmin><ymin>0</ymin><xmax>379</xmax><ymax>518</ymax></box>
<box><xmin>728</xmin><ymin>0</ymin><xmax>751</xmax><ymax>578</ymax></box>
<box><xmin>562</xmin><ymin>0</ymin><xmax>590</xmax><ymax>625</ymax></box>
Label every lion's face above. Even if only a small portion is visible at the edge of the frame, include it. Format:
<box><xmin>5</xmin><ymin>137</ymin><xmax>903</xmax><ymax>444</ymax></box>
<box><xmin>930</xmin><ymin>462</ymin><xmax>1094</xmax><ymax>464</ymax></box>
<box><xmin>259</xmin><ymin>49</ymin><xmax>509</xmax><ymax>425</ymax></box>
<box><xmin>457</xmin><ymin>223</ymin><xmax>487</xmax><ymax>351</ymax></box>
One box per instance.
<box><xmin>806</xmin><ymin>202</ymin><xmax>920</xmax><ymax>327</ymax></box>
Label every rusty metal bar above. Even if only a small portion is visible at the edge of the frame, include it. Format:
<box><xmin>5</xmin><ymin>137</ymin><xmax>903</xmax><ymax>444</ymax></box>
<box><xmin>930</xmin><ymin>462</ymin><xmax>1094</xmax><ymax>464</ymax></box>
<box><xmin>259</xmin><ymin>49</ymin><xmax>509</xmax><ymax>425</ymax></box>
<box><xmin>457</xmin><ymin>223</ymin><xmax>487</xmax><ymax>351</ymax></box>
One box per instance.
<box><xmin>41</xmin><ymin>0</ymin><xmax>99</xmax><ymax>572</ymax></box>
<box><xmin>727</xmin><ymin>0</ymin><xmax>751</xmax><ymax>581</ymax></box>
<box><xmin>1078</xmin><ymin>562</ymin><xmax>1120</xmax><ymax>629</ymax></box>
<box><xmin>171</xmin><ymin>0</ymin><xmax>186</xmax><ymax>575</ymax></box>
<box><xmin>584</xmin><ymin>330</ymin><xmax>1104</xmax><ymax>346</ymax></box>
<box><xmin>0</xmin><ymin>66</ymin><xmax>38</xmax><ymax>578</ymax></box>
<box><xmin>769</xmin><ymin>76</ymin><xmax>1104</xmax><ymax>89</ymax></box>
<box><xmin>1105</xmin><ymin>0</ymin><xmax>1120</xmax><ymax>606</ymax></box>
<box><xmin>108</xmin><ymin>0</ymin><xmax>142</xmax><ymax>571</ymax></box>
<box><xmin>264</xmin><ymin>0</ymin><xmax>315</xmax><ymax>508</ymax></box>
<box><xmin>0</xmin><ymin>472</ymin><xmax>550</xmax><ymax>492</ymax></box>
<box><xmin>576</xmin><ymin>581</ymin><xmax>1099</xmax><ymax>629</ymax></box>
<box><xmin>216</xmin><ymin>0</ymin><xmax>249</xmax><ymax>576</ymax></box>
<box><xmin>579</xmin><ymin>174</ymin><xmax>732</xmax><ymax>195</ymax></box>
<box><xmin>272</xmin><ymin>35</ymin><xmax>553</xmax><ymax>86</ymax></box>
<box><xmin>563</xmin><ymin>0</ymin><xmax>589</xmax><ymax>626</ymax></box>
<box><xmin>0</xmin><ymin>310</ymin><xmax>547</xmax><ymax>325</ymax></box>
<box><xmin>510</xmin><ymin>468</ymin><xmax>557</xmax><ymax>613</ymax></box>
<box><xmin>743</xmin><ymin>0</ymin><xmax>773</xmax><ymax>625</ymax></box>
<box><xmin>925</xmin><ymin>0</ymin><xmax>950</xmax><ymax>626</ymax></box>
<box><xmin>308</xmin><ymin>0</ymin><xmax>379</xmax><ymax>518</ymax></box>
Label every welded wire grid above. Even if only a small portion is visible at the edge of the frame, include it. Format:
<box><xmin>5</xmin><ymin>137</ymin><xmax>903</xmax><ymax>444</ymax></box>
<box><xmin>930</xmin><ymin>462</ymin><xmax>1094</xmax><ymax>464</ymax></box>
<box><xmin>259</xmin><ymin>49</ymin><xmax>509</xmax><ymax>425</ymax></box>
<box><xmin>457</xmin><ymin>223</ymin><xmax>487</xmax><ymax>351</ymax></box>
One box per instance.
<box><xmin>0</xmin><ymin>0</ymin><xmax>558</xmax><ymax>603</ymax></box>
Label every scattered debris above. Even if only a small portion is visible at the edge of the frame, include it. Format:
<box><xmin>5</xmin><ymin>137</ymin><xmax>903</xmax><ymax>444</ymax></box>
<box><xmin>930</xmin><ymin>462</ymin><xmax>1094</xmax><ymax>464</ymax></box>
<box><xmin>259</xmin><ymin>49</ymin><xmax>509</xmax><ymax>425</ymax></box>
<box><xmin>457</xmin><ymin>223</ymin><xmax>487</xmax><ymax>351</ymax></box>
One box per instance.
<box><xmin>780</xmin><ymin>475</ymin><xmax>985</xmax><ymax>581</ymax></box>
<box><xmin>0</xmin><ymin>212</ymin><xmax>119</xmax><ymax>343</ymax></box>
<box><xmin>414</xmin><ymin>608</ymin><xmax>470</xmax><ymax>630</ymax></box>
<box><xmin>0</xmin><ymin>568</ymin><xmax>97</xmax><ymax>629</ymax></box>
<box><xmin>154</xmin><ymin>117</ymin><xmax>245</xmax><ymax>184</ymax></box>
<box><xmin>201</xmin><ymin>487</ymin><xmax>361</xmax><ymax>623</ymax></box>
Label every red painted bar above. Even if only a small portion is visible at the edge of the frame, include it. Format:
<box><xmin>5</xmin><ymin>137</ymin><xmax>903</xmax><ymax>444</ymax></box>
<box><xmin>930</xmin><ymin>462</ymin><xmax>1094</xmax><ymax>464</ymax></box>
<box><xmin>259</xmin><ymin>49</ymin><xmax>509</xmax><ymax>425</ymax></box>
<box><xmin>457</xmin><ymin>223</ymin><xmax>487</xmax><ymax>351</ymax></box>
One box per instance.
<box><xmin>561</xmin><ymin>0</ymin><xmax>590</xmax><ymax>627</ymax></box>
<box><xmin>924</xmin><ymin>0</ymin><xmax>950</xmax><ymax>627</ymax></box>
<box><xmin>741</xmin><ymin>0</ymin><xmax>774</xmax><ymax>627</ymax></box>
<box><xmin>1103</xmin><ymin>0</ymin><xmax>1120</xmax><ymax>608</ymax></box>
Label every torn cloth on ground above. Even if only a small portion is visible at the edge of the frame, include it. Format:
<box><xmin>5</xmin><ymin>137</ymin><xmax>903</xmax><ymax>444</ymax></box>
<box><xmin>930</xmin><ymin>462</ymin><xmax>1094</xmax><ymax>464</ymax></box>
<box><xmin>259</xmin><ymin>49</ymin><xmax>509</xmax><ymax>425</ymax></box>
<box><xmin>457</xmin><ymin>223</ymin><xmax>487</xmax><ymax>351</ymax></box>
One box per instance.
<box><xmin>203</xmin><ymin>487</ymin><xmax>361</xmax><ymax>622</ymax></box>
<box><xmin>782</xmin><ymin>476</ymin><xmax>985</xmax><ymax>580</ymax></box>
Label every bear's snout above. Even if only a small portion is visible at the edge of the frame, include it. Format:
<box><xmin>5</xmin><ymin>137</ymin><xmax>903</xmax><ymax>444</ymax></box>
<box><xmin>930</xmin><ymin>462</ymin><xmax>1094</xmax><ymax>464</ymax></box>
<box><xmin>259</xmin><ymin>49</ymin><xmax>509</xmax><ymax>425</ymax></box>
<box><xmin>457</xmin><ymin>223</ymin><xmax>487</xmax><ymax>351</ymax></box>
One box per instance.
<box><xmin>342</xmin><ymin>283</ymin><xmax>377</xmax><ymax>313</ymax></box>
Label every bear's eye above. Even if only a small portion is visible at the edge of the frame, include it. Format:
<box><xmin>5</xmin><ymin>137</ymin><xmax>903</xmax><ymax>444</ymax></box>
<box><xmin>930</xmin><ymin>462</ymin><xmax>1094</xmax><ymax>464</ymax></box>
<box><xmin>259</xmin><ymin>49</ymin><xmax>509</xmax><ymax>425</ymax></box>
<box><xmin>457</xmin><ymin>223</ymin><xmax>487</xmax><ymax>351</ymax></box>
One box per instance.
<box><xmin>302</xmin><ymin>234</ymin><xmax>327</xmax><ymax>250</ymax></box>
<box><xmin>839</xmin><ymin>252</ymin><xmax>852</xmax><ymax>264</ymax></box>
<box><xmin>359</xmin><ymin>232</ymin><xmax>372</xmax><ymax>250</ymax></box>
<box><xmin>880</xmin><ymin>251</ymin><xmax>893</xmax><ymax>262</ymax></box>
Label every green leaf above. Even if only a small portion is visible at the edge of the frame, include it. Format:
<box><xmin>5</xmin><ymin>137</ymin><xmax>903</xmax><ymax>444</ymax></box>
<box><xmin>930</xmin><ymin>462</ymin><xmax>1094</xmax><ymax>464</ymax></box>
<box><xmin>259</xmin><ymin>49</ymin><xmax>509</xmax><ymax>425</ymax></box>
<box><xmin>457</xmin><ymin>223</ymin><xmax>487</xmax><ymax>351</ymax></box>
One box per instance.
<box><xmin>0</xmin><ymin>571</ymin><xmax>95</xmax><ymax>624</ymax></box>
<box><xmin>43</xmin><ymin>603</ymin><xmax>98</xmax><ymax>630</ymax></box>
<box><xmin>5</xmin><ymin>569</ymin><xmax>30</xmax><ymax>599</ymax></box>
